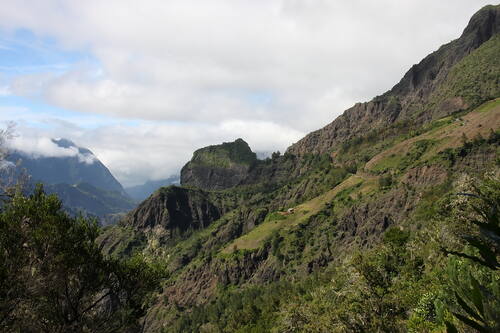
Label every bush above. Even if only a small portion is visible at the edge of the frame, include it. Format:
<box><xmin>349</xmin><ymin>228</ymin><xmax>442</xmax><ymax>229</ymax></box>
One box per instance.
<box><xmin>0</xmin><ymin>185</ymin><xmax>163</xmax><ymax>332</ymax></box>
<box><xmin>379</xmin><ymin>174</ymin><xmax>393</xmax><ymax>188</ymax></box>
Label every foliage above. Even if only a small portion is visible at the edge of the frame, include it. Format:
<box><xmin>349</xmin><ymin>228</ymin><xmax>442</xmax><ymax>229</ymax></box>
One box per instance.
<box><xmin>432</xmin><ymin>34</ymin><xmax>500</xmax><ymax>108</ymax></box>
<box><xmin>443</xmin><ymin>178</ymin><xmax>500</xmax><ymax>332</ymax></box>
<box><xmin>0</xmin><ymin>185</ymin><xmax>163</xmax><ymax>332</ymax></box>
<box><xmin>378</xmin><ymin>174</ymin><xmax>393</xmax><ymax>189</ymax></box>
<box><xmin>190</xmin><ymin>138</ymin><xmax>257</xmax><ymax>168</ymax></box>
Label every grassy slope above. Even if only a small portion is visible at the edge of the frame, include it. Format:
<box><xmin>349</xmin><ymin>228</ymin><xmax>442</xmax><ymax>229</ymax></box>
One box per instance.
<box><xmin>222</xmin><ymin>175</ymin><xmax>364</xmax><ymax>253</ymax></box>
<box><xmin>367</xmin><ymin>98</ymin><xmax>500</xmax><ymax>171</ymax></box>
<box><xmin>222</xmin><ymin>99</ymin><xmax>499</xmax><ymax>254</ymax></box>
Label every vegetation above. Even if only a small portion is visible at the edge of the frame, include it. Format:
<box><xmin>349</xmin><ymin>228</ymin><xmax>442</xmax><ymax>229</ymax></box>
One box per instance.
<box><xmin>190</xmin><ymin>138</ymin><xmax>257</xmax><ymax>168</ymax></box>
<box><xmin>83</xmin><ymin>98</ymin><xmax>500</xmax><ymax>332</ymax></box>
<box><xmin>0</xmin><ymin>185</ymin><xmax>163</xmax><ymax>332</ymax></box>
<box><xmin>2</xmin><ymin>7</ymin><xmax>500</xmax><ymax>332</ymax></box>
<box><xmin>166</xmin><ymin>176</ymin><xmax>500</xmax><ymax>332</ymax></box>
<box><xmin>431</xmin><ymin>34</ymin><xmax>500</xmax><ymax>108</ymax></box>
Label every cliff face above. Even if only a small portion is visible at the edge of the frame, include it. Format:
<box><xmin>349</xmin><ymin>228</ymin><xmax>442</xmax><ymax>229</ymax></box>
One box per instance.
<box><xmin>180</xmin><ymin>138</ymin><xmax>257</xmax><ymax>190</ymax></box>
<box><xmin>287</xmin><ymin>5</ymin><xmax>500</xmax><ymax>156</ymax></box>
<box><xmin>123</xmin><ymin>186</ymin><xmax>231</xmax><ymax>232</ymax></box>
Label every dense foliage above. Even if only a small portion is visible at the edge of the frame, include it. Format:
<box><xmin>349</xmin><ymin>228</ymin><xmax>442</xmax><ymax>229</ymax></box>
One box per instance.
<box><xmin>167</xmin><ymin>178</ymin><xmax>500</xmax><ymax>332</ymax></box>
<box><xmin>0</xmin><ymin>185</ymin><xmax>163</xmax><ymax>332</ymax></box>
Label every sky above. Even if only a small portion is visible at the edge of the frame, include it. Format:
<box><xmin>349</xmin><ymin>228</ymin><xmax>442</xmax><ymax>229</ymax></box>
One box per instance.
<box><xmin>0</xmin><ymin>0</ymin><xmax>494</xmax><ymax>186</ymax></box>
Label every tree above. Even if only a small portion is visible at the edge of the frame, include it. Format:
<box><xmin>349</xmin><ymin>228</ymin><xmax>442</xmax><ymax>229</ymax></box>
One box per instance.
<box><xmin>444</xmin><ymin>178</ymin><xmax>500</xmax><ymax>332</ymax></box>
<box><xmin>0</xmin><ymin>122</ymin><xmax>16</xmax><ymax>199</ymax></box>
<box><xmin>0</xmin><ymin>185</ymin><xmax>163</xmax><ymax>332</ymax></box>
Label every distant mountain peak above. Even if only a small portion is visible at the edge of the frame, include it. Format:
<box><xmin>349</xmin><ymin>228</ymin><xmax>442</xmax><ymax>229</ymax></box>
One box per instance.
<box><xmin>125</xmin><ymin>176</ymin><xmax>180</xmax><ymax>202</ymax></box>
<box><xmin>8</xmin><ymin>137</ymin><xmax>125</xmax><ymax>194</ymax></box>
<box><xmin>51</xmin><ymin>137</ymin><xmax>76</xmax><ymax>148</ymax></box>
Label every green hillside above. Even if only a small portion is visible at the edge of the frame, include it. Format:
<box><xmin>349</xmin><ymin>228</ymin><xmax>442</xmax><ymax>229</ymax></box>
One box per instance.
<box><xmin>1</xmin><ymin>4</ymin><xmax>499</xmax><ymax>333</ymax></box>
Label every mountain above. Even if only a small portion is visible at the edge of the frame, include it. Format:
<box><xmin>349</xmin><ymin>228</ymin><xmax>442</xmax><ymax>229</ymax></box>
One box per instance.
<box><xmin>8</xmin><ymin>138</ymin><xmax>125</xmax><ymax>194</ymax></box>
<box><xmin>125</xmin><ymin>176</ymin><xmax>179</xmax><ymax>202</ymax></box>
<box><xmin>44</xmin><ymin>182</ymin><xmax>136</xmax><ymax>225</ymax></box>
<box><xmin>180</xmin><ymin>138</ymin><xmax>258</xmax><ymax>190</ymax></box>
<box><xmin>5</xmin><ymin>138</ymin><xmax>135</xmax><ymax>223</ymax></box>
<box><xmin>98</xmin><ymin>5</ymin><xmax>500</xmax><ymax>332</ymax></box>
<box><xmin>287</xmin><ymin>4</ymin><xmax>500</xmax><ymax>156</ymax></box>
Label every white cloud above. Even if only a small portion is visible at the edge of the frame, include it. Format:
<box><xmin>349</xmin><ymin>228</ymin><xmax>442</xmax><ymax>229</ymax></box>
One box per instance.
<box><xmin>3</xmin><ymin>117</ymin><xmax>303</xmax><ymax>186</ymax></box>
<box><xmin>0</xmin><ymin>0</ymin><xmax>493</xmax><ymax>185</ymax></box>
<box><xmin>7</xmin><ymin>135</ymin><xmax>97</xmax><ymax>165</ymax></box>
<box><xmin>0</xmin><ymin>86</ymin><xmax>10</xmax><ymax>96</ymax></box>
<box><xmin>0</xmin><ymin>160</ymin><xmax>15</xmax><ymax>170</ymax></box>
<box><xmin>1</xmin><ymin>1</ymin><xmax>492</xmax><ymax>128</ymax></box>
<box><xmin>70</xmin><ymin>119</ymin><xmax>303</xmax><ymax>186</ymax></box>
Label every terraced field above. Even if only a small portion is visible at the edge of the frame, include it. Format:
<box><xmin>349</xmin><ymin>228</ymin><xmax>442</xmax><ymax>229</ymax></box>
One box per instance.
<box><xmin>222</xmin><ymin>174</ymin><xmax>365</xmax><ymax>253</ymax></box>
<box><xmin>366</xmin><ymin>99</ymin><xmax>500</xmax><ymax>171</ymax></box>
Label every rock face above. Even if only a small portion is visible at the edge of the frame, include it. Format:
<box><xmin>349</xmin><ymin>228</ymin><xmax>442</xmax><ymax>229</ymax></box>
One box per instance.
<box><xmin>180</xmin><ymin>138</ymin><xmax>257</xmax><ymax>190</ymax></box>
<box><xmin>287</xmin><ymin>4</ymin><xmax>500</xmax><ymax>156</ymax></box>
<box><xmin>124</xmin><ymin>186</ymin><xmax>228</xmax><ymax>231</ymax></box>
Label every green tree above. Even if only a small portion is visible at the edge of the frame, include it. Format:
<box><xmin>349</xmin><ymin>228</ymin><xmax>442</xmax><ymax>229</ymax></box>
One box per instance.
<box><xmin>444</xmin><ymin>178</ymin><xmax>500</xmax><ymax>332</ymax></box>
<box><xmin>0</xmin><ymin>185</ymin><xmax>162</xmax><ymax>332</ymax></box>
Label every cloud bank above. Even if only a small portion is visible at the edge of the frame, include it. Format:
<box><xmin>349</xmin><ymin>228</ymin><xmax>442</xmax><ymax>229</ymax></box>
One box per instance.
<box><xmin>0</xmin><ymin>0</ymin><xmax>493</xmax><ymax>186</ymax></box>
<box><xmin>7</xmin><ymin>135</ymin><xmax>97</xmax><ymax>165</ymax></box>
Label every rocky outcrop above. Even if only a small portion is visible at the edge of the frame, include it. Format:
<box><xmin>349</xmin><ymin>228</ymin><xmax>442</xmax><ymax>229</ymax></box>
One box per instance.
<box><xmin>401</xmin><ymin>165</ymin><xmax>448</xmax><ymax>188</ymax></box>
<box><xmin>287</xmin><ymin>5</ymin><xmax>500</xmax><ymax>156</ymax></box>
<box><xmin>337</xmin><ymin>187</ymin><xmax>417</xmax><ymax>244</ymax></box>
<box><xmin>123</xmin><ymin>186</ymin><xmax>228</xmax><ymax>232</ymax></box>
<box><xmin>180</xmin><ymin>138</ymin><xmax>257</xmax><ymax>190</ymax></box>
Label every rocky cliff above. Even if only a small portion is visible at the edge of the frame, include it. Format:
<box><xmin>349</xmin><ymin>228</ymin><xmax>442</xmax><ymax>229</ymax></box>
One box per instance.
<box><xmin>180</xmin><ymin>138</ymin><xmax>257</xmax><ymax>190</ymax></box>
<box><xmin>287</xmin><ymin>4</ymin><xmax>500</xmax><ymax>156</ymax></box>
<box><xmin>123</xmin><ymin>186</ymin><xmax>234</xmax><ymax>233</ymax></box>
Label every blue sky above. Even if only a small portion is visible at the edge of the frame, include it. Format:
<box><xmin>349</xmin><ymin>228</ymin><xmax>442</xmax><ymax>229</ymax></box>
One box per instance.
<box><xmin>0</xmin><ymin>29</ymin><xmax>86</xmax><ymax>72</ymax></box>
<box><xmin>0</xmin><ymin>0</ymin><xmax>493</xmax><ymax>186</ymax></box>
<box><xmin>0</xmin><ymin>28</ymin><xmax>106</xmax><ymax>128</ymax></box>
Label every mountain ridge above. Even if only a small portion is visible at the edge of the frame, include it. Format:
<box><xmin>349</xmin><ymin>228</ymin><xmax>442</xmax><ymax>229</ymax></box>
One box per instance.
<box><xmin>8</xmin><ymin>138</ymin><xmax>126</xmax><ymax>194</ymax></box>
<box><xmin>287</xmin><ymin>4</ymin><xmax>500</xmax><ymax>156</ymax></box>
<box><xmin>125</xmin><ymin>176</ymin><xmax>179</xmax><ymax>202</ymax></box>
<box><xmin>98</xmin><ymin>5</ymin><xmax>500</xmax><ymax>332</ymax></box>
<box><xmin>5</xmin><ymin>138</ymin><xmax>136</xmax><ymax>223</ymax></box>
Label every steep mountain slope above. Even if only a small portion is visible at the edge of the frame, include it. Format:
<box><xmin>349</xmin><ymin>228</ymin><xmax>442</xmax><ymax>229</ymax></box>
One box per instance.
<box><xmin>287</xmin><ymin>4</ymin><xmax>500</xmax><ymax>156</ymax></box>
<box><xmin>5</xmin><ymin>138</ymin><xmax>135</xmax><ymax>223</ymax></box>
<box><xmin>8</xmin><ymin>138</ymin><xmax>125</xmax><ymax>194</ymax></box>
<box><xmin>45</xmin><ymin>182</ymin><xmax>136</xmax><ymax>225</ymax></box>
<box><xmin>99</xmin><ymin>5</ymin><xmax>500</xmax><ymax>332</ymax></box>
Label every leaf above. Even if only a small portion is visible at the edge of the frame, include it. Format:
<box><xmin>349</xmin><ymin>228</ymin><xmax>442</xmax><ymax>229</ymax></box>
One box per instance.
<box><xmin>465</xmin><ymin>237</ymin><xmax>499</xmax><ymax>269</ymax></box>
<box><xmin>454</xmin><ymin>292</ymin><xmax>483</xmax><ymax>323</ymax></box>
<box><xmin>469</xmin><ymin>274</ymin><xmax>484</xmax><ymax>316</ymax></box>
<box><xmin>453</xmin><ymin>312</ymin><xmax>488</xmax><ymax>332</ymax></box>
<box><xmin>443</xmin><ymin>250</ymin><xmax>494</xmax><ymax>270</ymax></box>
<box><xmin>445</xmin><ymin>321</ymin><xmax>458</xmax><ymax>333</ymax></box>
